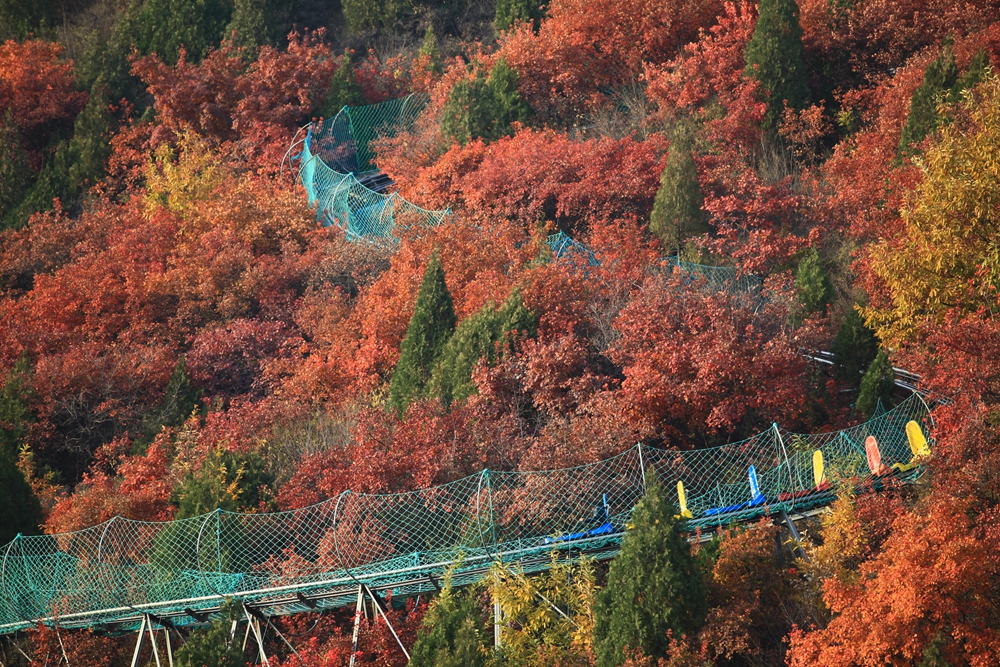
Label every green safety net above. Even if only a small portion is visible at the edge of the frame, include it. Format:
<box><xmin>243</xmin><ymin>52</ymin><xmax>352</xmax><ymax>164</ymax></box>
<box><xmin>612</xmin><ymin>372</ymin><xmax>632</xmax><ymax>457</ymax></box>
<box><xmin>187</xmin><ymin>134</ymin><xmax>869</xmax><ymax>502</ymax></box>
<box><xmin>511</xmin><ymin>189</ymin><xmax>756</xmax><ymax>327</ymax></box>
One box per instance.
<box><xmin>297</xmin><ymin>94</ymin><xmax>451</xmax><ymax>242</ymax></box>
<box><xmin>0</xmin><ymin>394</ymin><xmax>932</xmax><ymax>635</ymax></box>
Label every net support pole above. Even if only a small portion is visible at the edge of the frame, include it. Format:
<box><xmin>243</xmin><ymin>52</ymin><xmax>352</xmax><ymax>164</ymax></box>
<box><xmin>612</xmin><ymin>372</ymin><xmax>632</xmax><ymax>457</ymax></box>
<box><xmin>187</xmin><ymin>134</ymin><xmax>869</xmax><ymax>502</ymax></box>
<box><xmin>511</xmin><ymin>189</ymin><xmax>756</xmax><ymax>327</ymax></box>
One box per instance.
<box><xmin>493</xmin><ymin>580</ymin><xmax>502</xmax><ymax>649</ymax></box>
<box><xmin>129</xmin><ymin>616</ymin><xmax>147</xmax><ymax>667</ymax></box>
<box><xmin>163</xmin><ymin>626</ymin><xmax>174</xmax><ymax>667</ymax></box>
<box><xmin>244</xmin><ymin>606</ymin><xmax>270</xmax><ymax>667</ymax></box>
<box><xmin>365</xmin><ymin>586</ymin><xmax>410</xmax><ymax>661</ymax></box>
<box><xmin>637</xmin><ymin>442</ymin><xmax>647</xmax><ymax>491</ymax></box>
<box><xmin>779</xmin><ymin>510</ymin><xmax>809</xmax><ymax>562</ymax></box>
<box><xmin>145</xmin><ymin>616</ymin><xmax>162</xmax><ymax>667</ymax></box>
<box><xmin>349</xmin><ymin>586</ymin><xmax>363</xmax><ymax>667</ymax></box>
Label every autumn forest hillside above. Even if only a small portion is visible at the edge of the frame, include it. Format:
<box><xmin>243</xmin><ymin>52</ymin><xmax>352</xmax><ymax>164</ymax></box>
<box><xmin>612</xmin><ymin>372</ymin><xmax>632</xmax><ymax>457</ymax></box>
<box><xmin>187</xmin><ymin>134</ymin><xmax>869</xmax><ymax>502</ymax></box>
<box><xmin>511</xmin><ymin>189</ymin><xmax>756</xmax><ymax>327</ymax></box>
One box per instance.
<box><xmin>2</xmin><ymin>0</ymin><xmax>1000</xmax><ymax>664</ymax></box>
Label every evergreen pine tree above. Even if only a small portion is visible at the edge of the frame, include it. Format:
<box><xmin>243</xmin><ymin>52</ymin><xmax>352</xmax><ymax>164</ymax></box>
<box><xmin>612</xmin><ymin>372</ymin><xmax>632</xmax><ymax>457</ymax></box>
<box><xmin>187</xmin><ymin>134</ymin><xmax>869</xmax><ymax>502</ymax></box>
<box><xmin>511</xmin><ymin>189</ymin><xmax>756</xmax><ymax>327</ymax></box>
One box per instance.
<box><xmin>137</xmin><ymin>357</ymin><xmax>203</xmax><ymax>450</ymax></box>
<box><xmin>831</xmin><ymin>308</ymin><xmax>878</xmax><ymax>389</ymax></box>
<box><xmin>494</xmin><ymin>0</ymin><xmax>546</xmax><ymax>33</ymax></box>
<box><xmin>743</xmin><ymin>0</ymin><xmax>811</xmax><ymax>132</ymax></box>
<box><xmin>7</xmin><ymin>82</ymin><xmax>114</xmax><ymax>227</ymax></box>
<box><xmin>388</xmin><ymin>252</ymin><xmax>457</xmax><ymax>414</ymax></box>
<box><xmin>226</xmin><ymin>0</ymin><xmax>271</xmax><ymax>55</ymax></box>
<box><xmin>419</xmin><ymin>26</ymin><xmax>443</xmax><ymax>74</ymax></box>
<box><xmin>899</xmin><ymin>40</ymin><xmax>959</xmax><ymax>159</ymax></box>
<box><xmin>593</xmin><ymin>471</ymin><xmax>708</xmax><ymax>667</ymax></box>
<box><xmin>175</xmin><ymin>601</ymin><xmax>246</xmax><ymax>667</ymax></box>
<box><xmin>0</xmin><ymin>0</ymin><xmax>56</xmax><ymax>40</ymax></box>
<box><xmin>441</xmin><ymin>58</ymin><xmax>529</xmax><ymax>145</ymax></box>
<box><xmin>429</xmin><ymin>290</ymin><xmax>536</xmax><ymax>409</ymax></box>
<box><xmin>409</xmin><ymin>581</ymin><xmax>489</xmax><ymax>667</ymax></box>
<box><xmin>175</xmin><ymin>447</ymin><xmax>274</xmax><ymax>519</ymax></box>
<box><xmin>793</xmin><ymin>247</ymin><xmax>832</xmax><ymax>323</ymax></box>
<box><xmin>856</xmin><ymin>349</ymin><xmax>895</xmax><ymax>419</ymax></box>
<box><xmin>0</xmin><ymin>112</ymin><xmax>33</xmax><ymax>230</ymax></box>
<box><xmin>320</xmin><ymin>49</ymin><xmax>364</xmax><ymax>118</ymax></box>
<box><xmin>0</xmin><ymin>357</ymin><xmax>43</xmax><ymax>544</ymax></box>
<box><xmin>954</xmin><ymin>49</ymin><xmax>989</xmax><ymax>96</ymax></box>
<box><xmin>342</xmin><ymin>0</ymin><xmax>414</xmax><ymax>34</ymax></box>
<box><xmin>137</xmin><ymin>0</ymin><xmax>234</xmax><ymax>65</ymax></box>
<box><xmin>649</xmin><ymin>125</ymin><xmax>708</xmax><ymax>258</ymax></box>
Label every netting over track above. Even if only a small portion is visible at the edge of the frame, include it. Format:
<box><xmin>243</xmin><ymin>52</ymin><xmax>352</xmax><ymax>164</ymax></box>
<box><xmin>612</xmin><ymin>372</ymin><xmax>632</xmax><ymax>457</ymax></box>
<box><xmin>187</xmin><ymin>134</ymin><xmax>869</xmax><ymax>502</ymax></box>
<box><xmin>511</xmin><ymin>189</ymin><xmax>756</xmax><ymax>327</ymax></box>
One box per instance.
<box><xmin>0</xmin><ymin>394</ymin><xmax>932</xmax><ymax>635</ymax></box>
<box><xmin>296</xmin><ymin>94</ymin><xmax>451</xmax><ymax>242</ymax></box>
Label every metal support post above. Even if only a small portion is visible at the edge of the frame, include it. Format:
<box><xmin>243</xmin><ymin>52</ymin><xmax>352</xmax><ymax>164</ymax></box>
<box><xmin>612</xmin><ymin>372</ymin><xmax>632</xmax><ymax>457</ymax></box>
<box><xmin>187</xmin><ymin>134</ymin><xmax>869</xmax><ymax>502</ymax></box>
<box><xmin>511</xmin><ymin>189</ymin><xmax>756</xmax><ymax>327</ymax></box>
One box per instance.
<box><xmin>493</xmin><ymin>571</ymin><xmax>502</xmax><ymax>649</ymax></box>
<box><xmin>365</xmin><ymin>585</ymin><xmax>410</xmax><ymax>661</ymax></box>
<box><xmin>244</xmin><ymin>606</ymin><xmax>270</xmax><ymax>667</ymax></box>
<box><xmin>163</xmin><ymin>627</ymin><xmax>174</xmax><ymax>667</ymax></box>
<box><xmin>145</xmin><ymin>616</ymin><xmax>163</xmax><ymax>667</ymax></box>
<box><xmin>637</xmin><ymin>443</ymin><xmax>647</xmax><ymax>491</ymax></box>
<box><xmin>348</xmin><ymin>586</ymin><xmax>364</xmax><ymax>667</ymax></box>
<box><xmin>780</xmin><ymin>510</ymin><xmax>809</xmax><ymax>561</ymax></box>
<box><xmin>129</xmin><ymin>616</ymin><xmax>147</xmax><ymax>667</ymax></box>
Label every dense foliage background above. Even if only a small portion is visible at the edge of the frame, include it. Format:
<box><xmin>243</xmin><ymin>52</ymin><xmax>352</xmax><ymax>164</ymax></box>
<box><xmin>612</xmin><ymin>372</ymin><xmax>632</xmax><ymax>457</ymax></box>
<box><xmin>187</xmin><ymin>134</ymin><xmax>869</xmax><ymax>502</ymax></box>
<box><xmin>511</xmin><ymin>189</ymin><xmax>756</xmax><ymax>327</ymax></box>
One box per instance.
<box><xmin>2</xmin><ymin>0</ymin><xmax>1000</xmax><ymax>664</ymax></box>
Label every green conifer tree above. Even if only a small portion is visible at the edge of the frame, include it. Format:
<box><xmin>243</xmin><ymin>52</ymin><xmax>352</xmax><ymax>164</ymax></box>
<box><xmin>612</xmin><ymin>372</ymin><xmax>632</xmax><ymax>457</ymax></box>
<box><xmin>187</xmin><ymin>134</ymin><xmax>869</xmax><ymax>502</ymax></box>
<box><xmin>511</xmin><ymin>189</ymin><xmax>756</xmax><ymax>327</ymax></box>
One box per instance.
<box><xmin>898</xmin><ymin>45</ymin><xmax>990</xmax><ymax>163</ymax></box>
<box><xmin>743</xmin><ymin>0</ymin><xmax>811</xmax><ymax>132</ymax></box>
<box><xmin>226</xmin><ymin>0</ymin><xmax>271</xmax><ymax>55</ymax></box>
<box><xmin>898</xmin><ymin>40</ymin><xmax>960</xmax><ymax>159</ymax></box>
<box><xmin>429</xmin><ymin>290</ymin><xmax>536</xmax><ymax>409</ymax></box>
<box><xmin>138</xmin><ymin>0</ymin><xmax>234</xmax><ymax>65</ymax></box>
<box><xmin>0</xmin><ymin>357</ymin><xmax>43</xmax><ymax>544</ymax></box>
<box><xmin>494</xmin><ymin>0</ymin><xmax>546</xmax><ymax>33</ymax></box>
<box><xmin>136</xmin><ymin>357</ymin><xmax>203</xmax><ymax>450</ymax></box>
<box><xmin>175</xmin><ymin>447</ymin><xmax>273</xmax><ymax>519</ymax></box>
<box><xmin>342</xmin><ymin>0</ymin><xmax>414</xmax><ymax>34</ymax></box>
<box><xmin>0</xmin><ymin>0</ymin><xmax>56</xmax><ymax>40</ymax></box>
<box><xmin>441</xmin><ymin>58</ymin><xmax>529</xmax><ymax>145</ymax></box>
<box><xmin>649</xmin><ymin>126</ymin><xmax>708</xmax><ymax>258</ymax></box>
<box><xmin>320</xmin><ymin>49</ymin><xmax>364</xmax><ymax>119</ymax></box>
<box><xmin>409</xmin><ymin>581</ymin><xmax>489</xmax><ymax>667</ymax></box>
<box><xmin>388</xmin><ymin>252</ymin><xmax>457</xmax><ymax>414</ymax></box>
<box><xmin>0</xmin><ymin>113</ymin><xmax>33</xmax><ymax>230</ymax></box>
<box><xmin>419</xmin><ymin>26</ymin><xmax>443</xmax><ymax>74</ymax></box>
<box><xmin>593</xmin><ymin>471</ymin><xmax>708</xmax><ymax>667</ymax></box>
<box><xmin>7</xmin><ymin>82</ymin><xmax>114</xmax><ymax>227</ymax></box>
<box><xmin>175</xmin><ymin>600</ymin><xmax>247</xmax><ymax>667</ymax></box>
<box><xmin>831</xmin><ymin>307</ymin><xmax>878</xmax><ymax>389</ymax></box>
<box><xmin>793</xmin><ymin>247</ymin><xmax>832</xmax><ymax>323</ymax></box>
<box><xmin>856</xmin><ymin>349</ymin><xmax>895</xmax><ymax>419</ymax></box>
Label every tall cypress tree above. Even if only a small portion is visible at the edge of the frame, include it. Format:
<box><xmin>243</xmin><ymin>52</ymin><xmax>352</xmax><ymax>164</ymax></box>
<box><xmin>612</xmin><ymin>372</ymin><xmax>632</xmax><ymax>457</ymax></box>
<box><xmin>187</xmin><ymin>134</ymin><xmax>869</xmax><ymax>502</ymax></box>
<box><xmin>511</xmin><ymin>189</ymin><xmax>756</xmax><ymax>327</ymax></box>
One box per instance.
<box><xmin>0</xmin><ymin>112</ymin><xmax>32</xmax><ymax>229</ymax></box>
<box><xmin>899</xmin><ymin>43</ymin><xmax>990</xmax><ymax>160</ymax></box>
<box><xmin>388</xmin><ymin>252</ymin><xmax>457</xmax><ymax>414</ymax></box>
<box><xmin>899</xmin><ymin>41</ymin><xmax>959</xmax><ymax>159</ymax></box>
<box><xmin>793</xmin><ymin>246</ymin><xmax>832</xmax><ymax>323</ymax></box>
<box><xmin>856</xmin><ymin>349</ymin><xmax>895</xmax><ymax>419</ymax></box>
<box><xmin>320</xmin><ymin>49</ymin><xmax>364</xmax><ymax>118</ymax></box>
<box><xmin>832</xmin><ymin>308</ymin><xmax>878</xmax><ymax>389</ymax></box>
<box><xmin>0</xmin><ymin>357</ymin><xmax>43</xmax><ymax>544</ymax></box>
<box><xmin>649</xmin><ymin>125</ymin><xmax>708</xmax><ymax>258</ymax></box>
<box><xmin>593</xmin><ymin>471</ymin><xmax>707</xmax><ymax>667</ymax></box>
<box><xmin>429</xmin><ymin>290</ymin><xmax>536</xmax><ymax>409</ymax></box>
<box><xmin>409</xmin><ymin>581</ymin><xmax>489</xmax><ymax>667</ymax></box>
<box><xmin>441</xmin><ymin>58</ymin><xmax>529</xmax><ymax>145</ymax></box>
<box><xmin>743</xmin><ymin>0</ymin><xmax>811</xmax><ymax>133</ymax></box>
<box><xmin>494</xmin><ymin>0</ymin><xmax>546</xmax><ymax>33</ymax></box>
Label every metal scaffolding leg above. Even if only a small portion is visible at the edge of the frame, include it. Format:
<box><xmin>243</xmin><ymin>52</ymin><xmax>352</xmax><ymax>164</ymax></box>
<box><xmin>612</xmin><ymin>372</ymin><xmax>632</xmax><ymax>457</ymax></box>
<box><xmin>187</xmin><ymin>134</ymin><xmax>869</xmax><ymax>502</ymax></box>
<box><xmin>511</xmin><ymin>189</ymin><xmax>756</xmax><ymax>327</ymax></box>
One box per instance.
<box><xmin>129</xmin><ymin>617</ymin><xmax>147</xmax><ymax>667</ymax></box>
<box><xmin>244</xmin><ymin>606</ymin><xmax>270</xmax><ymax>667</ymax></box>
<box><xmin>365</xmin><ymin>586</ymin><xmax>409</xmax><ymax>661</ymax></box>
<box><xmin>348</xmin><ymin>586</ymin><xmax>364</xmax><ymax>667</ymax></box>
<box><xmin>145</xmin><ymin>616</ymin><xmax>163</xmax><ymax>667</ymax></box>
<box><xmin>163</xmin><ymin>627</ymin><xmax>174</xmax><ymax>667</ymax></box>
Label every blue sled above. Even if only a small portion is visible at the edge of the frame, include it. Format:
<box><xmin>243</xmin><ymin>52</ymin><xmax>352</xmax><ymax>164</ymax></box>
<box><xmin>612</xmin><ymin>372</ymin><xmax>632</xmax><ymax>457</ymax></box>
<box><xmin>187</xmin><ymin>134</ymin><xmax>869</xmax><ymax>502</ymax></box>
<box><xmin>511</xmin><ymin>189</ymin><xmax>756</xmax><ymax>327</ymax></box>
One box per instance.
<box><xmin>704</xmin><ymin>465</ymin><xmax>767</xmax><ymax>517</ymax></box>
<box><xmin>543</xmin><ymin>522</ymin><xmax>615</xmax><ymax>545</ymax></box>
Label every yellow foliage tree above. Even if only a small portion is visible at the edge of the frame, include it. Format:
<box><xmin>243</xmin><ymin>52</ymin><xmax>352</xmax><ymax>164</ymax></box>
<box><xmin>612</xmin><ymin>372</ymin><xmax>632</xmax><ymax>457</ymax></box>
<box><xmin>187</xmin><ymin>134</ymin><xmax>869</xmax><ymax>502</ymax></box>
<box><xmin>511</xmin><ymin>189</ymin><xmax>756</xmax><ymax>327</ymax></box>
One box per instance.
<box><xmin>489</xmin><ymin>555</ymin><xmax>596</xmax><ymax>666</ymax></box>
<box><xmin>145</xmin><ymin>131</ymin><xmax>224</xmax><ymax>218</ymax></box>
<box><xmin>863</xmin><ymin>73</ymin><xmax>1000</xmax><ymax>345</ymax></box>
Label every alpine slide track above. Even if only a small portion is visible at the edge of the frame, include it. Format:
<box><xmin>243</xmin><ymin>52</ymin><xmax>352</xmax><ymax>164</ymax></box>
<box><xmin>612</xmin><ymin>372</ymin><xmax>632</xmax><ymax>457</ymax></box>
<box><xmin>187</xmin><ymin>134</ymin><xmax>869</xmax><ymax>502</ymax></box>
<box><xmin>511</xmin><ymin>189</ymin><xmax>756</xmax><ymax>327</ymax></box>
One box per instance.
<box><xmin>0</xmin><ymin>95</ymin><xmax>937</xmax><ymax>666</ymax></box>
